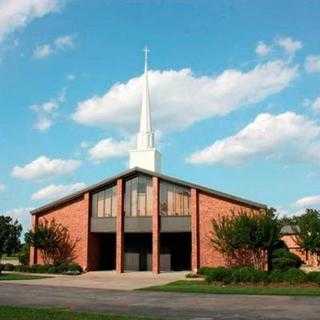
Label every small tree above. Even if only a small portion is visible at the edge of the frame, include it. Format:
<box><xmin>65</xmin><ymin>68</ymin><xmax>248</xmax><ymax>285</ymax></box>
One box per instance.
<box><xmin>26</xmin><ymin>219</ymin><xmax>78</xmax><ymax>265</ymax></box>
<box><xmin>292</xmin><ymin>209</ymin><xmax>320</xmax><ymax>265</ymax></box>
<box><xmin>211</xmin><ymin>208</ymin><xmax>281</xmax><ymax>270</ymax></box>
<box><xmin>0</xmin><ymin>215</ymin><xmax>22</xmax><ymax>260</ymax></box>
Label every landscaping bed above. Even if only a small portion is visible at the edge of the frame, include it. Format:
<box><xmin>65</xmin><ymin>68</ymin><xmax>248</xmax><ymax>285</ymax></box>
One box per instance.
<box><xmin>0</xmin><ymin>306</ymin><xmax>158</xmax><ymax>320</ymax></box>
<box><xmin>0</xmin><ymin>273</ymin><xmax>51</xmax><ymax>281</ymax></box>
<box><xmin>142</xmin><ymin>280</ymin><xmax>320</xmax><ymax>296</ymax></box>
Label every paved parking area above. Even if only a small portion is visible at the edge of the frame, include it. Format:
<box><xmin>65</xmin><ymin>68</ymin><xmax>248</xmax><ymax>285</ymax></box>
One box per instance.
<box><xmin>1</xmin><ymin>271</ymin><xmax>187</xmax><ymax>290</ymax></box>
<box><xmin>0</xmin><ymin>282</ymin><xmax>319</xmax><ymax>320</ymax></box>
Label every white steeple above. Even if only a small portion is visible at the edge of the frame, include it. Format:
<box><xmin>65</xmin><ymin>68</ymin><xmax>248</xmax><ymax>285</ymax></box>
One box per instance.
<box><xmin>129</xmin><ymin>47</ymin><xmax>161</xmax><ymax>172</ymax></box>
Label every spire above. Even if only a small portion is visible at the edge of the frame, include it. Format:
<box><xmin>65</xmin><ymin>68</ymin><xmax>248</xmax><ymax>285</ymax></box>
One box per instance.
<box><xmin>129</xmin><ymin>46</ymin><xmax>161</xmax><ymax>172</ymax></box>
<box><xmin>137</xmin><ymin>46</ymin><xmax>154</xmax><ymax>149</ymax></box>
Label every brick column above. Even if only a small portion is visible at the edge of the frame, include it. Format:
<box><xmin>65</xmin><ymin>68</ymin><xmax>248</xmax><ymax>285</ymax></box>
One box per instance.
<box><xmin>116</xmin><ymin>178</ymin><xmax>124</xmax><ymax>273</ymax></box>
<box><xmin>83</xmin><ymin>192</ymin><xmax>91</xmax><ymax>271</ymax></box>
<box><xmin>191</xmin><ymin>188</ymin><xmax>199</xmax><ymax>272</ymax></box>
<box><xmin>152</xmin><ymin>177</ymin><xmax>160</xmax><ymax>274</ymax></box>
<box><xmin>29</xmin><ymin>214</ymin><xmax>38</xmax><ymax>265</ymax></box>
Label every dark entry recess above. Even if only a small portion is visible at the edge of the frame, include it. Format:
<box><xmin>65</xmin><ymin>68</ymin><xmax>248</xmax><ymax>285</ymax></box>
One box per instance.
<box><xmin>98</xmin><ymin>233</ymin><xmax>116</xmax><ymax>270</ymax></box>
<box><xmin>124</xmin><ymin>233</ymin><xmax>152</xmax><ymax>271</ymax></box>
<box><xmin>160</xmin><ymin>232</ymin><xmax>191</xmax><ymax>271</ymax></box>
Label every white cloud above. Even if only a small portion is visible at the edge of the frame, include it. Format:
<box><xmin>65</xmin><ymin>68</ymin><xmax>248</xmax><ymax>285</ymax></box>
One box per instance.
<box><xmin>30</xmin><ymin>89</ymin><xmax>65</xmax><ymax>131</ymax></box>
<box><xmin>33</xmin><ymin>43</ymin><xmax>52</xmax><ymax>59</ymax></box>
<box><xmin>312</xmin><ymin>97</ymin><xmax>320</xmax><ymax>113</ymax></box>
<box><xmin>12</xmin><ymin>156</ymin><xmax>81</xmax><ymax>180</ymax></box>
<box><xmin>31</xmin><ymin>182</ymin><xmax>86</xmax><ymax>201</ymax></box>
<box><xmin>33</xmin><ymin>34</ymin><xmax>74</xmax><ymax>59</ymax></box>
<box><xmin>295</xmin><ymin>195</ymin><xmax>320</xmax><ymax>209</ymax></box>
<box><xmin>305</xmin><ymin>55</ymin><xmax>320</xmax><ymax>73</ymax></box>
<box><xmin>88</xmin><ymin>138</ymin><xmax>133</xmax><ymax>162</ymax></box>
<box><xmin>276</xmin><ymin>37</ymin><xmax>302</xmax><ymax>55</ymax></box>
<box><xmin>187</xmin><ymin>112</ymin><xmax>320</xmax><ymax>166</ymax></box>
<box><xmin>73</xmin><ymin>60</ymin><xmax>298</xmax><ymax>133</ymax></box>
<box><xmin>67</xmin><ymin>74</ymin><xmax>75</xmax><ymax>81</ymax></box>
<box><xmin>3</xmin><ymin>207</ymin><xmax>33</xmax><ymax>233</ymax></box>
<box><xmin>255</xmin><ymin>41</ymin><xmax>271</xmax><ymax>57</ymax></box>
<box><xmin>0</xmin><ymin>183</ymin><xmax>5</xmax><ymax>192</ymax></box>
<box><xmin>0</xmin><ymin>0</ymin><xmax>61</xmax><ymax>43</ymax></box>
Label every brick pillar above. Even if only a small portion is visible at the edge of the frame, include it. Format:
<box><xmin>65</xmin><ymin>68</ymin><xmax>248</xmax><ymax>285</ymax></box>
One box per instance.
<box><xmin>116</xmin><ymin>178</ymin><xmax>124</xmax><ymax>273</ymax></box>
<box><xmin>191</xmin><ymin>188</ymin><xmax>199</xmax><ymax>272</ymax></box>
<box><xmin>29</xmin><ymin>214</ymin><xmax>38</xmax><ymax>265</ymax></box>
<box><xmin>83</xmin><ymin>192</ymin><xmax>91</xmax><ymax>271</ymax></box>
<box><xmin>152</xmin><ymin>177</ymin><xmax>160</xmax><ymax>274</ymax></box>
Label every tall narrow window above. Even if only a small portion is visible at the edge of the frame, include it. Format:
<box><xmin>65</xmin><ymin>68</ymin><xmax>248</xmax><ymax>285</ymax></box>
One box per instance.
<box><xmin>160</xmin><ymin>181</ymin><xmax>190</xmax><ymax>216</ymax></box>
<box><xmin>91</xmin><ymin>184</ymin><xmax>117</xmax><ymax>217</ymax></box>
<box><xmin>125</xmin><ymin>175</ymin><xmax>152</xmax><ymax>216</ymax></box>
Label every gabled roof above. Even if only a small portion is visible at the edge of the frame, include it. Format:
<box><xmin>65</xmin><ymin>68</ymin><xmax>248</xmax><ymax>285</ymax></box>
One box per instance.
<box><xmin>31</xmin><ymin>167</ymin><xmax>267</xmax><ymax>215</ymax></box>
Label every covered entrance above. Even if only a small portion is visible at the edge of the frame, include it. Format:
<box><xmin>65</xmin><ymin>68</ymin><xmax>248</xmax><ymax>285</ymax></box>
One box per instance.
<box><xmin>124</xmin><ymin>233</ymin><xmax>152</xmax><ymax>271</ymax></box>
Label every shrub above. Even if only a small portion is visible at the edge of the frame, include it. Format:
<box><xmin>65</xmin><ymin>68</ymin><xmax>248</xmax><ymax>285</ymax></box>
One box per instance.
<box><xmin>271</xmin><ymin>249</ymin><xmax>302</xmax><ymax>271</ymax></box>
<box><xmin>205</xmin><ymin>267</ymin><xmax>232</xmax><ymax>283</ymax></box>
<box><xmin>3</xmin><ymin>263</ymin><xmax>14</xmax><ymax>271</ymax></box>
<box><xmin>306</xmin><ymin>272</ymin><xmax>320</xmax><ymax>284</ymax></box>
<box><xmin>12</xmin><ymin>262</ymin><xmax>82</xmax><ymax>274</ymax></box>
<box><xmin>269</xmin><ymin>268</ymin><xmax>307</xmax><ymax>284</ymax></box>
<box><xmin>230</xmin><ymin>267</ymin><xmax>269</xmax><ymax>283</ymax></box>
<box><xmin>18</xmin><ymin>244</ymin><xmax>30</xmax><ymax>266</ymax></box>
<box><xmin>198</xmin><ymin>267</ymin><xmax>213</xmax><ymax>276</ymax></box>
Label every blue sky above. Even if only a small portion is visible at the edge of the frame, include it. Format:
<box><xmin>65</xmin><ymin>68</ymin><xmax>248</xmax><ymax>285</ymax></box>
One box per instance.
<box><xmin>0</xmin><ymin>0</ymin><xmax>320</xmax><ymax>232</ymax></box>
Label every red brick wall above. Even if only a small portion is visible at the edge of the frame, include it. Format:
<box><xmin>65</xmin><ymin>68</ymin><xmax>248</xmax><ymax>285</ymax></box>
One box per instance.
<box><xmin>198</xmin><ymin>191</ymin><xmax>261</xmax><ymax>268</ymax></box>
<box><xmin>31</xmin><ymin>192</ymin><xmax>97</xmax><ymax>271</ymax></box>
<box><xmin>282</xmin><ymin>234</ymin><xmax>319</xmax><ymax>268</ymax></box>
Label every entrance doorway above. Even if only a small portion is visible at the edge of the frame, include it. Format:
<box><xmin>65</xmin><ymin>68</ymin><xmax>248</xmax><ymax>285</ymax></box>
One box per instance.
<box><xmin>124</xmin><ymin>233</ymin><xmax>152</xmax><ymax>271</ymax></box>
<box><xmin>98</xmin><ymin>233</ymin><xmax>116</xmax><ymax>270</ymax></box>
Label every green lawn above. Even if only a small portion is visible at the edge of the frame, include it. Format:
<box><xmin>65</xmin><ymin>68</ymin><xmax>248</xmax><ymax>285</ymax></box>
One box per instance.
<box><xmin>141</xmin><ymin>280</ymin><xmax>320</xmax><ymax>296</ymax></box>
<box><xmin>0</xmin><ymin>306</ymin><xmax>157</xmax><ymax>320</ymax></box>
<box><xmin>0</xmin><ymin>273</ymin><xmax>51</xmax><ymax>281</ymax></box>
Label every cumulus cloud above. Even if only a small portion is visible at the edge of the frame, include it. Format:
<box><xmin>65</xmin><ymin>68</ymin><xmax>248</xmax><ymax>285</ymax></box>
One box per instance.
<box><xmin>3</xmin><ymin>207</ymin><xmax>33</xmax><ymax>233</ymax></box>
<box><xmin>30</xmin><ymin>89</ymin><xmax>65</xmax><ymax>131</ymax></box>
<box><xmin>187</xmin><ymin>112</ymin><xmax>320</xmax><ymax>166</ymax></box>
<box><xmin>88</xmin><ymin>137</ymin><xmax>133</xmax><ymax>162</ymax></box>
<box><xmin>73</xmin><ymin>60</ymin><xmax>298</xmax><ymax>133</ymax></box>
<box><xmin>33</xmin><ymin>34</ymin><xmax>74</xmax><ymax>59</ymax></box>
<box><xmin>0</xmin><ymin>183</ymin><xmax>5</xmax><ymax>192</ymax></box>
<box><xmin>295</xmin><ymin>195</ymin><xmax>320</xmax><ymax>209</ymax></box>
<box><xmin>31</xmin><ymin>182</ymin><xmax>86</xmax><ymax>201</ymax></box>
<box><xmin>311</xmin><ymin>97</ymin><xmax>320</xmax><ymax>113</ymax></box>
<box><xmin>0</xmin><ymin>0</ymin><xmax>61</xmax><ymax>43</ymax></box>
<box><xmin>276</xmin><ymin>37</ymin><xmax>302</xmax><ymax>56</ymax></box>
<box><xmin>255</xmin><ymin>41</ymin><xmax>271</xmax><ymax>57</ymax></box>
<box><xmin>305</xmin><ymin>55</ymin><xmax>320</xmax><ymax>73</ymax></box>
<box><xmin>12</xmin><ymin>156</ymin><xmax>81</xmax><ymax>180</ymax></box>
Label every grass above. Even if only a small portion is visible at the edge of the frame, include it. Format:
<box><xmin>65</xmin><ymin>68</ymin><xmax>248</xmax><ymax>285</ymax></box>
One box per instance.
<box><xmin>0</xmin><ymin>306</ymin><xmax>157</xmax><ymax>320</ymax></box>
<box><xmin>141</xmin><ymin>280</ymin><xmax>320</xmax><ymax>296</ymax></box>
<box><xmin>0</xmin><ymin>273</ymin><xmax>51</xmax><ymax>281</ymax></box>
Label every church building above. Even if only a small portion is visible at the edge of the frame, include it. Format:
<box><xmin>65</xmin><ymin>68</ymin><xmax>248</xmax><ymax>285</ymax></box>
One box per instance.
<box><xmin>30</xmin><ymin>49</ymin><xmax>266</xmax><ymax>273</ymax></box>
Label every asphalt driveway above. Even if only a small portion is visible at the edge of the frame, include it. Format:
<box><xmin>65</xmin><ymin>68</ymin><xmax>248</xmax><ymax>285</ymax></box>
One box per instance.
<box><xmin>0</xmin><ymin>282</ymin><xmax>319</xmax><ymax>320</ymax></box>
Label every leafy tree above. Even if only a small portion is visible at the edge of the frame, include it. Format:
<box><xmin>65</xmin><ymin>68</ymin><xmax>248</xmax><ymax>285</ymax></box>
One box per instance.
<box><xmin>210</xmin><ymin>208</ymin><xmax>281</xmax><ymax>270</ymax></box>
<box><xmin>0</xmin><ymin>215</ymin><xmax>22</xmax><ymax>259</ymax></box>
<box><xmin>26</xmin><ymin>219</ymin><xmax>78</xmax><ymax>265</ymax></box>
<box><xmin>292</xmin><ymin>209</ymin><xmax>320</xmax><ymax>265</ymax></box>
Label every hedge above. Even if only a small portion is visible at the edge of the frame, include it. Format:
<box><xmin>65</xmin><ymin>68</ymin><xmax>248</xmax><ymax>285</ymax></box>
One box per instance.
<box><xmin>198</xmin><ymin>266</ymin><xmax>320</xmax><ymax>285</ymax></box>
<box><xmin>0</xmin><ymin>262</ymin><xmax>82</xmax><ymax>275</ymax></box>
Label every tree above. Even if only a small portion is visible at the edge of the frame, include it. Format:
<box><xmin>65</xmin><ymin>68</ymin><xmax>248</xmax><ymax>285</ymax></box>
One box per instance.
<box><xmin>0</xmin><ymin>215</ymin><xmax>22</xmax><ymax>259</ymax></box>
<box><xmin>292</xmin><ymin>209</ymin><xmax>320</xmax><ymax>265</ymax></box>
<box><xmin>26</xmin><ymin>219</ymin><xmax>78</xmax><ymax>265</ymax></box>
<box><xmin>210</xmin><ymin>208</ymin><xmax>281</xmax><ymax>270</ymax></box>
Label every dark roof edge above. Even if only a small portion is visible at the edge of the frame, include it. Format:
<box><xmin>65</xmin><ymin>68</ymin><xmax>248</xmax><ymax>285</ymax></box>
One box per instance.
<box><xmin>31</xmin><ymin>167</ymin><xmax>267</xmax><ymax>215</ymax></box>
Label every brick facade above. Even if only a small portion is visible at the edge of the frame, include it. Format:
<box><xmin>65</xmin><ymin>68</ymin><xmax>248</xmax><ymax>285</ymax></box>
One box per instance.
<box><xmin>30</xmin><ymin>169</ymin><xmax>266</xmax><ymax>272</ymax></box>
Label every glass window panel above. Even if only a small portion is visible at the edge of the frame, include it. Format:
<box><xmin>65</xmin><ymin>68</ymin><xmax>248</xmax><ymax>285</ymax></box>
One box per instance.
<box><xmin>146</xmin><ymin>179</ymin><xmax>152</xmax><ymax>216</ymax></box>
<box><xmin>104</xmin><ymin>189</ymin><xmax>112</xmax><ymax>217</ymax></box>
<box><xmin>112</xmin><ymin>186</ymin><xmax>117</xmax><ymax>217</ymax></box>
<box><xmin>131</xmin><ymin>177</ymin><xmax>138</xmax><ymax>216</ymax></box>
<box><xmin>160</xmin><ymin>183</ymin><xmax>168</xmax><ymax>216</ymax></box>
<box><xmin>183</xmin><ymin>191</ymin><xmax>190</xmax><ymax>215</ymax></box>
<box><xmin>97</xmin><ymin>191</ymin><xmax>105</xmax><ymax>217</ymax></box>
<box><xmin>167</xmin><ymin>184</ymin><xmax>175</xmax><ymax>216</ymax></box>
<box><xmin>92</xmin><ymin>193</ymin><xmax>98</xmax><ymax>217</ymax></box>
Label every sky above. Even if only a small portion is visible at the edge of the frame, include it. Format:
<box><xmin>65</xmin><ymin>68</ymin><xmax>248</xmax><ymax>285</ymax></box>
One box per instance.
<box><xmin>0</xmin><ymin>0</ymin><xmax>320</xmax><ymax>233</ymax></box>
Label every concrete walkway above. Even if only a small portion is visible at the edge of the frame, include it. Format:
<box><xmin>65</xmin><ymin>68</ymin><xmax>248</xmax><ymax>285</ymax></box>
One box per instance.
<box><xmin>1</xmin><ymin>271</ymin><xmax>187</xmax><ymax>290</ymax></box>
<box><xmin>0</xmin><ymin>282</ymin><xmax>319</xmax><ymax>320</ymax></box>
